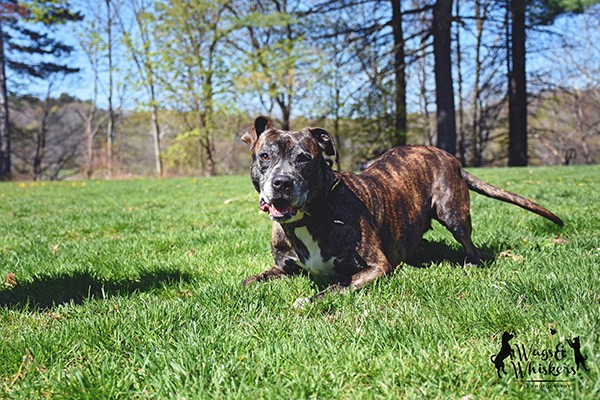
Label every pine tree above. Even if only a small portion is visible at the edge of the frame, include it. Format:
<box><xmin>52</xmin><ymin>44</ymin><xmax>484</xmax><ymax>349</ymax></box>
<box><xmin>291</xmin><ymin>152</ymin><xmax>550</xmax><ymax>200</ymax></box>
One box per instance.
<box><xmin>0</xmin><ymin>0</ymin><xmax>82</xmax><ymax>180</ymax></box>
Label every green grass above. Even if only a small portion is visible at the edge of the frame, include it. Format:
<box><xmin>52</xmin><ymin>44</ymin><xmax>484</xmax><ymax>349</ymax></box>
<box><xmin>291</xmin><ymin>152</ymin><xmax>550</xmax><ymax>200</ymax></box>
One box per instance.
<box><xmin>1</xmin><ymin>166</ymin><xmax>599</xmax><ymax>399</ymax></box>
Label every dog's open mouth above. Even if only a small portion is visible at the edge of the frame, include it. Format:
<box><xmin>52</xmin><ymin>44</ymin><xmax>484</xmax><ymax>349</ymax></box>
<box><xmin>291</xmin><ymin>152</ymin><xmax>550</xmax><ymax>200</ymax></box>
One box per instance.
<box><xmin>260</xmin><ymin>198</ymin><xmax>298</xmax><ymax>220</ymax></box>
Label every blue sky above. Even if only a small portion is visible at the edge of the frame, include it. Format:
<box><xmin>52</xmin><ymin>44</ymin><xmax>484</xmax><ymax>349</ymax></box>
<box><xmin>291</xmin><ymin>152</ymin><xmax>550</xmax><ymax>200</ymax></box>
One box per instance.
<box><xmin>13</xmin><ymin>3</ymin><xmax>600</xmax><ymax>117</ymax></box>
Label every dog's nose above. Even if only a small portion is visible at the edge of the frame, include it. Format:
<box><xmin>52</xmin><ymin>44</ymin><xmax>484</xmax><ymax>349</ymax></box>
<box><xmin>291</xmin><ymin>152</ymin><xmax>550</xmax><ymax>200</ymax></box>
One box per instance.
<box><xmin>272</xmin><ymin>175</ymin><xmax>294</xmax><ymax>191</ymax></box>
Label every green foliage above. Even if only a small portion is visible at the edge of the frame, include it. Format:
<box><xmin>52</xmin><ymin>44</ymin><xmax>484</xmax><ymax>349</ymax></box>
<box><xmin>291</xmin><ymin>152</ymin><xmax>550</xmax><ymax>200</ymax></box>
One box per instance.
<box><xmin>1</xmin><ymin>0</ymin><xmax>82</xmax><ymax>79</ymax></box>
<box><xmin>529</xmin><ymin>0</ymin><xmax>600</xmax><ymax>25</ymax></box>
<box><xmin>163</xmin><ymin>129</ymin><xmax>202</xmax><ymax>174</ymax></box>
<box><xmin>231</xmin><ymin>1</ymin><xmax>323</xmax><ymax>128</ymax></box>
<box><xmin>234</xmin><ymin>10</ymin><xmax>299</xmax><ymax>29</ymax></box>
<box><xmin>0</xmin><ymin>166</ymin><xmax>599</xmax><ymax>398</ymax></box>
<box><xmin>24</xmin><ymin>0</ymin><xmax>83</xmax><ymax>24</ymax></box>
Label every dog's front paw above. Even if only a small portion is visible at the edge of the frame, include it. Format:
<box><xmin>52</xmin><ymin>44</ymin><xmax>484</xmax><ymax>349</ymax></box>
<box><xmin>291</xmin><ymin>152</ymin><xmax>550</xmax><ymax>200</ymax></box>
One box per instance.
<box><xmin>242</xmin><ymin>275</ymin><xmax>260</xmax><ymax>286</ymax></box>
<box><xmin>292</xmin><ymin>296</ymin><xmax>311</xmax><ymax>310</ymax></box>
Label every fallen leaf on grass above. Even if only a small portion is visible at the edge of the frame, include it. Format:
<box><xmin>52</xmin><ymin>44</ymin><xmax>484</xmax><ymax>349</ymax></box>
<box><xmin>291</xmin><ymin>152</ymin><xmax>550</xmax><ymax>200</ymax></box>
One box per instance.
<box><xmin>45</xmin><ymin>312</ymin><xmax>61</xmax><ymax>320</ymax></box>
<box><xmin>186</xmin><ymin>249</ymin><xmax>196</xmax><ymax>257</ymax></box>
<box><xmin>51</xmin><ymin>243</ymin><xmax>60</xmax><ymax>253</ymax></box>
<box><xmin>498</xmin><ymin>249</ymin><xmax>523</xmax><ymax>263</ymax></box>
<box><xmin>5</xmin><ymin>273</ymin><xmax>17</xmax><ymax>288</ymax></box>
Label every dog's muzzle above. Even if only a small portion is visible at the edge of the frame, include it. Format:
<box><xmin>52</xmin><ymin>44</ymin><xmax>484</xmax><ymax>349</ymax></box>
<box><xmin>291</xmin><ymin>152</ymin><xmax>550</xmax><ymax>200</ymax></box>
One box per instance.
<box><xmin>259</xmin><ymin>198</ymin><xmax>299</xmax><ymax>221</ymax></box>
<box><xmin>259</xmin><ymin>173</ymin><xmax>307</xmax><ymax>222</ymax></box>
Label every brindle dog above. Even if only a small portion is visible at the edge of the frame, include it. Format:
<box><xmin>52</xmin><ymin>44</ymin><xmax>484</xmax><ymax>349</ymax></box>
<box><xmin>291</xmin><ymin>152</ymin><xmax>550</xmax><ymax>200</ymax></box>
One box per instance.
<box><xmin>241</xmin><ymin>116</ymin><xmax>563</xmax><ymax>304</ymax></box>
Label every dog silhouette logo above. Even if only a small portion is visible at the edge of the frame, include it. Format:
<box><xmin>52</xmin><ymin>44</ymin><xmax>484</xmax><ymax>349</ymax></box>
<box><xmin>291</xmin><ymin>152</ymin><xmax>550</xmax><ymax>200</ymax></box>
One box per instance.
<box><xmin>490</xmin><ymin>331</ymin><xmax>515</xmax><ymax>378</ymax></box>
<box><xmin>566</xmin><ymin>336</ymin><xmax>589</xmax><ymax>372</ymax></box>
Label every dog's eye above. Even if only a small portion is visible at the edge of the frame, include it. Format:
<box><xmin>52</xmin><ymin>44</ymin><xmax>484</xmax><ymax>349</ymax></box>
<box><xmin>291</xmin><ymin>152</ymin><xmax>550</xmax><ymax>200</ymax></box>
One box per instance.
<box><xmin>296</xmin><ymin>154</ymin><xmax>312</xmax><ymax>163</ymax></box>
<box><xmin>259</xmin><ymin>153</ymin><xmax>270</xmax><ymax>161</ymax></box>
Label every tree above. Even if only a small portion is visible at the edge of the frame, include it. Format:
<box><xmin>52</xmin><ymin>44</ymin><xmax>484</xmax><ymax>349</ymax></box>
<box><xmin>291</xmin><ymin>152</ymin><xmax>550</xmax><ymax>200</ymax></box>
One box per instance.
<box><xmin>507</xmin><ymin>0</ymin><xmax>528</xmax><ymax>166</ymax></box>
<box><xmin>154</xmin><ymin>0</ymin><xmax>232</xmax><ymax>175</ymax></box>
<box><xmin>0</xmin><ymin>14</ymin><xmax>10</xmax><ymax>180</ymax></box>
<box><xmin>454</xmin><ymin>0</ymin><xmax>465</xmax><ymax>164</ymax></box>
<box><xmin>412</xmin><ymin>0</ymin><xmax>435</xmax><ymax>147</ymax></box>
<box><xmin>530</xmin><ymin>6</ymin><xmax>600</xmax><ymax>164</ymax></box>
<box><xmin>120</xmin><ymin>0</ymin><xmax>163</xmax><ymax>176</ymax></box>
<box><xmin>11</xmin><ymin>92</ymin><xmax>82</xmax><ymax>180</ymax></box>
<box><xmin>309</xmin><ymin>9</ymin><xmax>356</xmax><ymax>169</ymax></box>
<box><xmin>105</xmin><ymin>0</ymin><xmax>117</xmax><ymax>177</ymax></box>
<box><xmin>75</xmin><ymin>0</ymin><xmax>122</xmax><ymax>179</ymax></box>
<box><xmin>390</xmin><ymin>0</ymin><xmax>407</xmax><ymax>146</ymax></box>
<box><xmin>76</xmin><ymin>18</ymin><xmax>101</xmax><ymax>179</ymax></box>
<box><xmin>230</xmin><ymin>0</ymin><xmax>314</xmax><ymax>131</ymax></box>
<box><xmin>433</xmin><ymin>0</ymin><xmax>456</xmax><ymax>155</ymax></box>
<box><xmin>507</xmin><ymin>0</ymin><xmax>600</xmax><ymax>166</ymax></box>
<box><xmin>467</xmin><ymin>0</ymin><xmax>505</xmax><ymax>167</ymax></box>
<box><xmin>0</xmin><ymin>0</ymin><xmax>82</xmax><ymax>180</ymax></box>
<box><xmin>314</xmin><ymin>0</ymin><xmax>425</xmax><ymax>148</ymax></box>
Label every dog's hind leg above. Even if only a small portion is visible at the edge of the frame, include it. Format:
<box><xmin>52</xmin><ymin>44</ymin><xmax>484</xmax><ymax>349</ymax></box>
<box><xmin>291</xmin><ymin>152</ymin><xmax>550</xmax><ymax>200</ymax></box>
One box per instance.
<box><xmin>433</xmin><ymin>179</ymin><xmax>485</xmax><ymax>264</ymax></box>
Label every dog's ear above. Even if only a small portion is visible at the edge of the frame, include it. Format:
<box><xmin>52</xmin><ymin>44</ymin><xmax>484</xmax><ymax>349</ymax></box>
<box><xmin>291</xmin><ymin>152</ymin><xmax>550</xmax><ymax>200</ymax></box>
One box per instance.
<box><xmin>306</xmin><ymin>127</ymin><xmax>337</xmax><ymax>161</ymax></box>
<box><xmin>241</xmin><ymin>115</ymin><xmax>273</xmax><ymax>149</ymax></box>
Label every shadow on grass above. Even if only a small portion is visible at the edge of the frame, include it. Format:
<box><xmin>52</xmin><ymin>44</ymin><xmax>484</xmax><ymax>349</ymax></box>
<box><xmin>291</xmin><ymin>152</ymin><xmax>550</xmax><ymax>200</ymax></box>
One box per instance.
<box><xmin>406</xmin><ymin>240</ymin><xmax>498</xmax><ymax>268</ymax></box>
<box><xmin>0</xmin><ymin>269</ymin><xmax>193</xmax><ymax>310</ymax></box>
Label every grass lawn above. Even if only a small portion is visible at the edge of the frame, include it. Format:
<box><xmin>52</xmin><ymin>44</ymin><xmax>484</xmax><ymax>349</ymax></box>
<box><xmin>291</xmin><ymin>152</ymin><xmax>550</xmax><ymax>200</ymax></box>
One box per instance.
<box><xmin>1</xmin><ymin>165</ymin><xmax>599</xmax><ymax>399</ymax></box>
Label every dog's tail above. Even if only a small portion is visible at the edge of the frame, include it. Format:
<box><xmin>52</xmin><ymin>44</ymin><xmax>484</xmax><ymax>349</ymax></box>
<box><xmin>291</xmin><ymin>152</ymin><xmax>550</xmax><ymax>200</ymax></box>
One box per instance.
<box><xmin>462</xmin><ymin>170</ymin><xmax>564</xmax><ymax>226</ymax></box>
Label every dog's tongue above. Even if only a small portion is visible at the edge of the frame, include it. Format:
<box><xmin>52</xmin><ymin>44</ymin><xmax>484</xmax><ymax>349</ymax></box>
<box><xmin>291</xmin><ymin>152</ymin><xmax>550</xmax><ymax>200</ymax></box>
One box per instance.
<box><xmin>270</xmin><ymin>201</ymin><xmax>293</xmax><ymax>218</ymax></box>
<box><xmin>260</xmin><ymin>199</ymin><xmax>295</xmax><ymax>218</ymax></box>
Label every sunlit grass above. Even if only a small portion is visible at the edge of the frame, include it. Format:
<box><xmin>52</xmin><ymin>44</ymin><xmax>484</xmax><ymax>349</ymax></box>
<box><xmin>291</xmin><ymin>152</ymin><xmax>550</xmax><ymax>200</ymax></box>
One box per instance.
<box><xmin>1</xmin><ymin>165</ymin><xmax>599</xmax><ymax>399</ymax></box>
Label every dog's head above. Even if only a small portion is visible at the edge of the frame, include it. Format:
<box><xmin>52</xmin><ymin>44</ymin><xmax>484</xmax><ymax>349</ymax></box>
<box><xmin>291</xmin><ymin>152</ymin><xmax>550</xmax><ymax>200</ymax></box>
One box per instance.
<box><xmin>241</xmin><ymin>115</ymin><xmax>337</xmax><ymax>223</ymax></box>
<box><xmin>501</xmin><ymin>331</ymin><xmax>515</xmax><ymax>343</ymax></box>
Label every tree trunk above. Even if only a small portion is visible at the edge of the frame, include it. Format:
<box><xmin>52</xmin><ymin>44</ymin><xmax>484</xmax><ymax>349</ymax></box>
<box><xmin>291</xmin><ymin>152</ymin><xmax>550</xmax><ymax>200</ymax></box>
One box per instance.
<box><xmin>129</xmin><ymin>0</ymin><xmax>163</xmax><ymax>176</ymax></box>
<box><xmin>416</xmin><ymin>5</ymin><xmax>434</xmax><ymax>146</ymax></box>
<box><xmin>279</xmin><ymin>95</ymin><xmax>291</xmax><ymax>130</ymax></box>
<box><xmin>390</xmin><ymin>0</ymin><xmax>407</xmax><ymax>146</ymax></box>
<box><xmin>508</xmin><ymin>0</ymin><xmax>528</xmax><ymax>166</ymax></box>
<box><xmin>81</xmin><ymin>44</ymin><xmax>99</xmax><ymax>179</ymax></box>
<box><xmin>471</xmin><ymin>0</ymin><xmax>484</xmax><ymax>167</ymax></box>
<box><xmin>33</xmin><ymin>96</ymin><xmax>52</xmax><ymax>180</ymax></box>
<box><xmin>105</xmin><ymin>0</ymin><xmax>116</xmax><ymax>177</ymax></box>
<box><xmin>433</xmin><ymin>0</ymin><xmax>457</xmax><ymax>155</ymax></box>
<box><xmin>149</xmin><ymin>90</ymin><xmax>163</xmax><ymax>176</ymax></box>
<box><xmin>0</xmin><ymin>22</ymin><xmax>11</xmax><ymax>180</ymax></box>
<box><xmin>83</xmin><ymin>100</ymin><xmax>97</xmax><ymax>179</ymax></box>
<box><xmin>203</xmin><ymin>69</ymin><xmax>216</xmax><ymax>175</ymax></box>
<box><xmin>418</xmin><ymin>50</ymin><xmax>434</xmax><ymax>145</ymax></box>
<box><xmin>454</xmin><ymin>0</ymin><xmax>465</xmax><ymax>165</ymax></box>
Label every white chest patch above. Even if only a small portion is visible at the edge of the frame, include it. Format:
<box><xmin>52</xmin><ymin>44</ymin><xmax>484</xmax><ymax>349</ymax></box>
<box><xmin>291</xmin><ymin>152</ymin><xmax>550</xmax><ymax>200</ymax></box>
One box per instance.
<box><xmin>294</xmin><ymin>226</ymin><xmax>337</xmax><ymax>277</ymax></box>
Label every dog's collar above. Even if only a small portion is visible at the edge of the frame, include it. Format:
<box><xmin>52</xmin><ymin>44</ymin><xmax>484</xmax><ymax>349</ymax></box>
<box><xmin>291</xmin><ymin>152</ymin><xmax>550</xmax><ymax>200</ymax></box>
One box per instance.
<box><xmin>330</xmin><ymin>177</ymin><xmax>341</xmax><ymax>192</ymax></box>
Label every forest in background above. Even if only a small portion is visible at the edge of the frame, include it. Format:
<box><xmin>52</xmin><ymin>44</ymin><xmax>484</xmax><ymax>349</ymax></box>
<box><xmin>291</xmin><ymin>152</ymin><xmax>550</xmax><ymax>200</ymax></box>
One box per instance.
<box><xmin>1</xmin><ymin>0</ymin><xmax>599</xmax><ymax>180</ymax></box>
